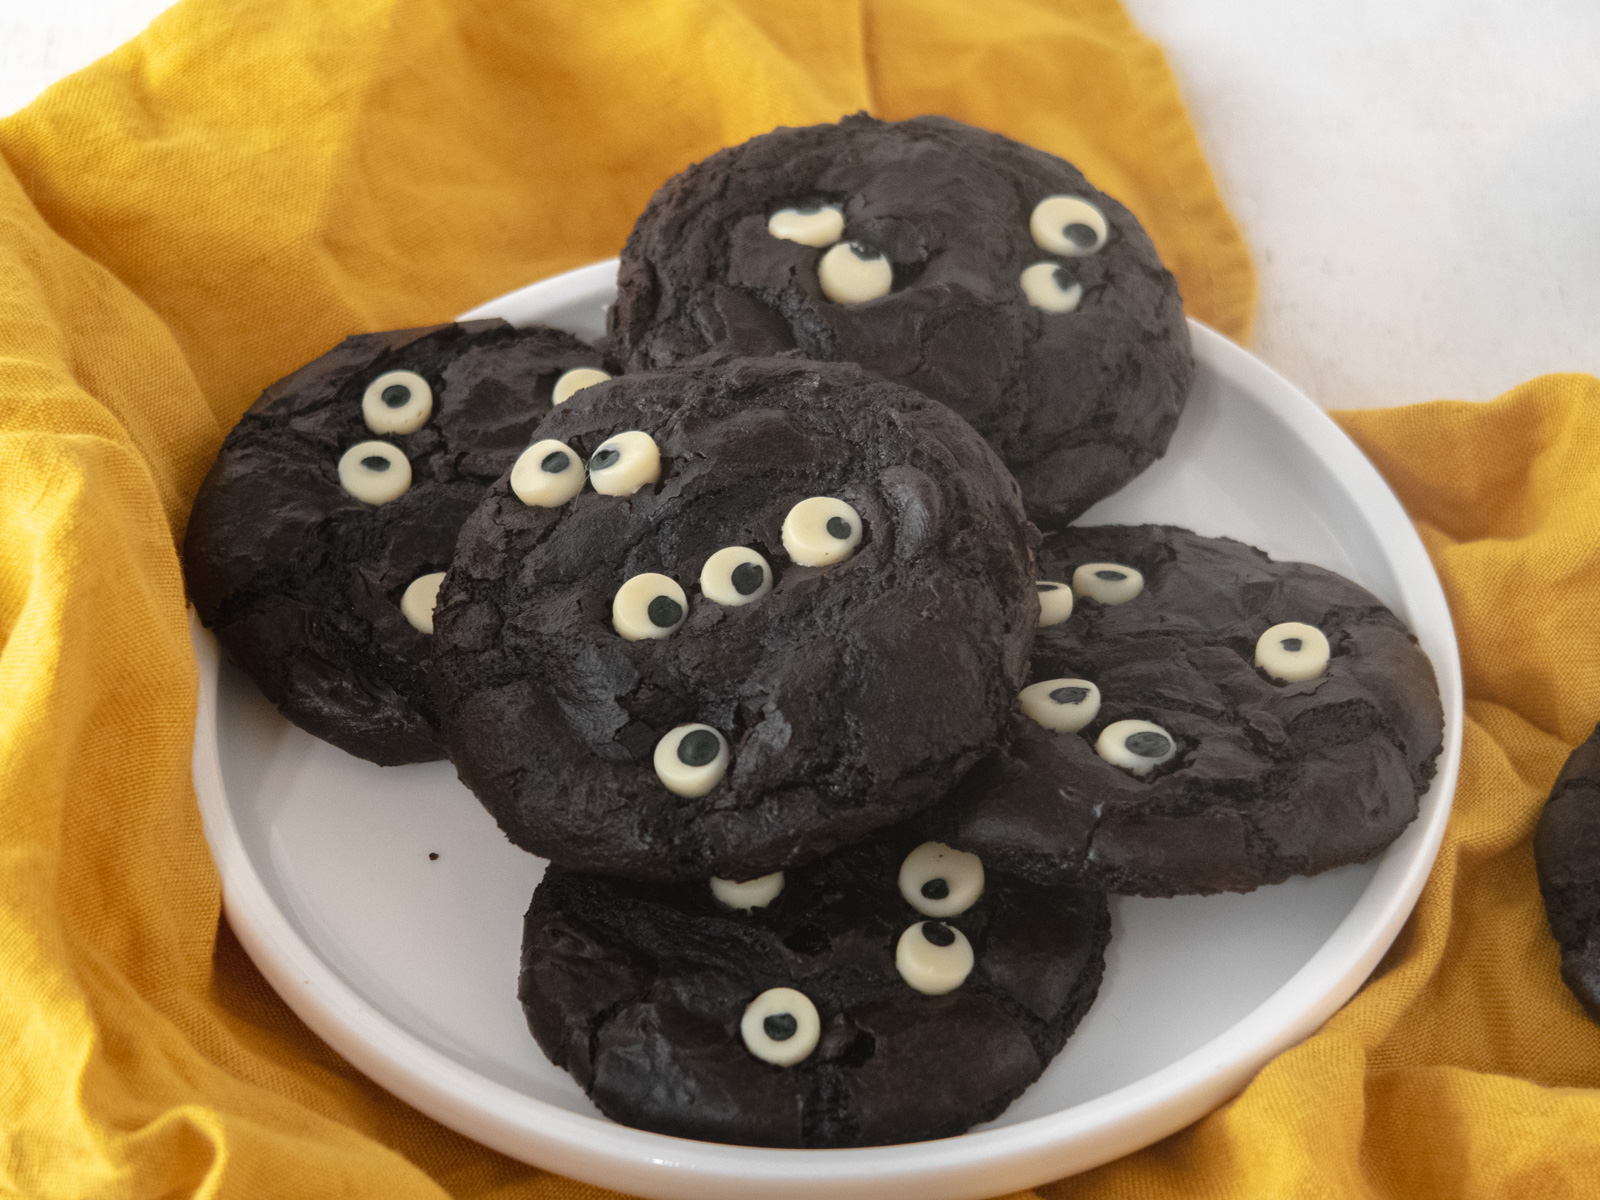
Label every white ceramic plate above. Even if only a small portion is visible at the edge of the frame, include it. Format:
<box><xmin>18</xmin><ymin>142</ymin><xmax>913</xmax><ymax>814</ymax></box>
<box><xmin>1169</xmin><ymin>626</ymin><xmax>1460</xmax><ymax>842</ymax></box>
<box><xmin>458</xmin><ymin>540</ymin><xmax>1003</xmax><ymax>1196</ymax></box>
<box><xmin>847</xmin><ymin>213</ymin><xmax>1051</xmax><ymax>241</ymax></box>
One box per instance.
<box><xmin>191</xmin><ymin>261</ymin><xmax>1462</xmax><ymax>1200</ymax></box>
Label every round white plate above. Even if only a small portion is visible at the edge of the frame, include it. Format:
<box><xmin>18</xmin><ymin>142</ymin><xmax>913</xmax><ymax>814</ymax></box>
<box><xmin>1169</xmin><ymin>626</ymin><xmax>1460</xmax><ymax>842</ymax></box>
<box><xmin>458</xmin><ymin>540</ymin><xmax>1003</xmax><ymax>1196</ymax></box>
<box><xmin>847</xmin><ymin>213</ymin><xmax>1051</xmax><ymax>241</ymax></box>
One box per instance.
<box><xmin>191</xmin><ymin>261</ymin><xmax>1462</xmax><ymax>1200</ymax></box>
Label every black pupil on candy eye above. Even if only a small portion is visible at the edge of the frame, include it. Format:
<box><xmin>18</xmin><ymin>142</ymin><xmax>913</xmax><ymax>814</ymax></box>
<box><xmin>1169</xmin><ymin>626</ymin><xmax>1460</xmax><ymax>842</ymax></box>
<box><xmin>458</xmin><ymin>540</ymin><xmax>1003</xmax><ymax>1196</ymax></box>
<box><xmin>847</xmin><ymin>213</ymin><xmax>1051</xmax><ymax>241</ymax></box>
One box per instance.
<box><xmin>591</xmin><ymin>447</ymin><xmax>620</xmax><ymax>470</ymax></box>
<box><xmin>764</xmin><ymin>1013</ymin><xmax>798</xmax><ymax>1041</ymax></box>
<box><xmin>1125</xmin><ymin>731</ymin><xmax>1172</xmax><ymax>758</ymax></box>
<box><xmin>826</xmin><ymin>517</ymin><xmax>852</xmax><ymax>539</ymax></box>
<box><xmin>1064</xmin><ymin>222</ymin><xmax>1098</xmax><ymax>249</ymax></box>
<box><xmin>382</xmin><ymin>384</ymin><xmax>411</xmax><ymax>408</ymax></box>
<box><xmin>541</xmin><ymin>451</ymin><xmax>570</xmax><ymax>473</ymax></box>
<box><xmin>1281</xmin><ymin>637</ymin><xmax>1304</xmax><ymax>652</ymax></box>
<box><xmin>847</xmin><ymin>241</ymin><xmax>881</xmax><ymax>261</ymax></box>
<box><xmin>1053</xmin><ymin>265</ymin><xmax>1073</xmax><ymax>288</ymax></box>
<box><xmin>921</xmin><ymin>878</ymin><xmax>950</xmax><ymax>900</ymax></box>
<box><xmin>731</xmin><ymin>562</ymin><xmax>765</xmax><ymax>595</ymax></box>
<box><xmin>922</xmin><ymin>922</ymin><xmax>956</xmax><ymax>947</ymax></box>
<box><xmin>647</xmin><ymin>596</ymin><xmax>683</xmax><ymax>628</ymax></box>
<box><xmin>1037</xmin><ymin>582</ymin><xmax>1059</xmax><ymax>591</ymax></box>
<box><xmin>1050</xmin><ymin>686</ymin><xmax>1089</xmax><ymax>705</ymax></box>
<box><xmin>794</xmin><ymin>205</ymin><xmax>820</xmax><ymax>215</ymax></box>
<box><xmin>678</xmin><ymin>729</ymin><xmax>720</xmax><ymax>767</ymax></box>
<box><xmin>1095</xmin><ymin>569</ymin><xmax>1126</xmax><ymax>581</ymax></box>
<box><xmin>361</xmin><ymin>455</ymin><xmax>390</xmax><ymax>472</ymax></box>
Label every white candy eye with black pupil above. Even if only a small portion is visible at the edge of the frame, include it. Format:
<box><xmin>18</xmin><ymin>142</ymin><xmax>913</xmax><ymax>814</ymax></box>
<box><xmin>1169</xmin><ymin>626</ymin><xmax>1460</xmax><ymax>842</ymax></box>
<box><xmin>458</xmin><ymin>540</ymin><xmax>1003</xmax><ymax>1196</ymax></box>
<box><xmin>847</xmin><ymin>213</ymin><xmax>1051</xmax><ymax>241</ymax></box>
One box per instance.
<box><xmin>898</xmin><ymin>841</ymin><xmax>984</xmax><ymax>917</ymax></box>
<box><xmin>896</xmin><ymin>921</ymin><xmax>974</xmax><ymax>995</ymax></box>
<box><xmin>653</xmin><ymin>723</ymin><xmax>730</xmax><ymax>797</ymax></box>
<box><xmin>588</xmin><ymin>431</ymin><xmax>660</xmax><ymax>496</ymax></box>
<box><xmin>1029</xmin><ymin>195</ymin><xmax>1108</xmax><ymax>256</ymax></box>
<box><xmin>400</xmin><ymin>571</ymin><xmax>446</xmax><ymax>634</ymax></box>
<box><xmin>510</xmin><ymin>438</ymin><xmax>586</xmax><ymax>507</ymax></box>
<box><xmin>612</xmin><ymin>572</ymin><xmax>687</xmax><ymax>640</ymax></box>
<box><xmin>337</xmin><ymin>441</ymin><xmax>411</xmax><ymax>505</ymax></box>
<box><xmin>1020</xmin><ymin>678</ymin><xmax>1100</xmax><ymax>733</ymax></box>
<box><xmin>767</xmin><ymin>204</ymin><xmax>844</xmax><ymax>247</ymax></box>
<box><xmin>700</xmin><ymin>546</ymin><xmax>773</xmax><ymax>606</ymax></box>
<box><xmin>1096</xmin><ymin>718</ymin><xmax>1177</xmax><ymax>776</ymax></box>
<box><xmin>710</xmin><ymin>871</ymin><xmax>784</xmax><ymax>910</ymax></box>
<box><xmin>362</xmin><ymin>369</ymin><xmax>433</xmax><ymax>434</ymax></box>
<box><xmin>1072</xmin><ymin>562</ymin><xmax>1144</xmax><ymax>605</ymax></box>
<box><xmin>1037</xmin><ymin>580</ymin><xmax>1074</xmax><ymax>626</ymax></box>
<box><xmin>818</xmin><ymin>241</ymin><xmax>893</xmax><ymax>305</ymax></box>
<box><xmin>551</xmin><ymin>367</ymin><xmax>611</xmax><ymax>406</ymax></box>
<box><xmin>1256</xmin><ymin>621</ymin><xmax>1331</xmax><ymax>682</ymax></box>
<box><xmin>782</xmin><ymin>497</ymin><xmax>862</xmax><ymax>566</ymax></box>
<box><xmin>1020</xmin><ymin>262</ymin><xmax>1083</xmax><ymax>313</ymax></box>
<box><xmin>740</xmin><ymin>987</ymin><xmax>820</xmax><ymax>1066</ymax></box>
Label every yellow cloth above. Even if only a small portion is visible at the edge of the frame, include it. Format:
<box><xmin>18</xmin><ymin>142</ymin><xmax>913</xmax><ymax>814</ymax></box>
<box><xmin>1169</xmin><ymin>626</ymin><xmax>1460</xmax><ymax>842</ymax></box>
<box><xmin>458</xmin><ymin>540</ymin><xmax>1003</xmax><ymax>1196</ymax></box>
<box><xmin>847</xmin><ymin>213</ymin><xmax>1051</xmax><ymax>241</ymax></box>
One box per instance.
<box><xmin>4</xmin><ymin>0</ymin><xmax>1589</xmax><ymax>1197</ymax></box>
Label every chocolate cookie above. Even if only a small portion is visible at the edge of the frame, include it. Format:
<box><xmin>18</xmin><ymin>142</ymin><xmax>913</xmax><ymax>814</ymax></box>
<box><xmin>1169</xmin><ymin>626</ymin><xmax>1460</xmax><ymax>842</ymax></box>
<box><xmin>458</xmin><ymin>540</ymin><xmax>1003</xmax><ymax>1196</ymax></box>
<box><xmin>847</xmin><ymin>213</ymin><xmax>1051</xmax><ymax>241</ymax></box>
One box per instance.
<box><xmin>1535</xmin><ymin>723</ymin><xmax>1600</xmax><ymax>1020</ymax></box>
<box><xmin>925</xmin><ymin>525</ymin><xmax>1444</xmax><ymax>896</ymax></box>
<box><xmin>519</xmin><ymin>826</ymin><xmax>1109</xmax><ymax>1146</ymax></box>
<box><xmin>609</xmin><ymin>113</ymin><xmax>1193</xmax><ymax>525</ymax></box>
<box><xmin>184</xmin><ymin>320</ymin><xmax>608</xmax><ymax>765</ymax></box>
<box><xmin>430</xmin><ymin>355</ymin><xmax>1038</xmax><ymax>881</ymax></box>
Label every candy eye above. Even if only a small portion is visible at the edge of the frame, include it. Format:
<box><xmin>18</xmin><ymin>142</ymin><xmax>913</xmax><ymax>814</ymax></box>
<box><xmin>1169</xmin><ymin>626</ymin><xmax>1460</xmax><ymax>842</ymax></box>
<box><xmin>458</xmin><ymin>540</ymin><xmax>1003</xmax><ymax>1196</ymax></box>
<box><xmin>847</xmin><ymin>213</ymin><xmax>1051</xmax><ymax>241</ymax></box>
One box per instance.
<box><xmin>711</xmin><ymin>872</ymin><xmax>784</xmax><ymax>910</ymax></box>
<box><xmin>1072</xmin><ymin>562</ymin><xmax>1144</xmax><ymax>605</ymax></box>
<box><xmin>338</xmin><ymin>441</ymin><xmax>411</xmax><ymax>505</ymax></box>
<box><xmin>1037</xmin><ymin>580</ymin><xmax>1074</xmax><ymax>626</ymax></box>
<box><xmin>1020</xmin><ymin>262</ymin><xmax>1083</xmax><ymax>313</ymax></box>
<box><xmin>1020</xmin><ymin>678</ymin><xmax>1100</xmax><ymax>733</ymax></box>
<box><xmin>400</xmin><ymin>571</ymin><xmax>446</xmax><ymax>634</ymax></box>
<box><xmin>362</xmin><ymin>369</ymin><xmax>433</xmax><ymax>435</ymax></box>
<box><xmin>653</xmin><ymin>723</ymin><xmax>730</xmax><ymax>797</ymax></box>
<box><xmin>612</xmin><ymin>572</ymin><xmax>687</xmax><ymax>640</ymax></box>
<box><xmin>588</xmin><ymin>431</ymin><xmax>660</xmax><ymax>496</ymax></box>
<box><xmin>818</xmin><ymin>241</ymin><xmax>893</xmax><ymax>305</ymax></box>
<box><xmin>700</xmin><ymin>546</ymin><xmax>773</xmax><ymax>606</ymax></box>
<box><xmin>898</xmin><ymin>841</ymin><xmax>984</xmax><ymax>918</ymax></box>
<box><xmin>1029</xmin><ymin>195</ymin><xmax>1108</xmax><ymax>256</ymax></box>
<box><xmin>1096</xmin><ymin>718</ymin><xmax>1177</xmax><ymax>776</ymax></box>
<box><xmin>782</xmin><ymin>497</ymin><xmax>862</xmax><ymax>567</ymax></box>
<box><xmin>551</xmin><ymin>367</ymin><xmax>612</xmax><ymax>406</ymax></box>
<box><xmin>1256</xmin><ymin>621</ymin><xmax>1331</xmax><ymax>682</ymax></box>
<box><xmin>510</xmin><ymin>438</ymin><xmax>586</xmax><ymax>507</ymax></box>
<box><xmin>767</xmin><ymin>204</ymin><xmax>844</xmax><ymax>247</ymax></box>
<box><xmin>896</xmin><ymin>921</ymin><xmax>974</xmax><ymax>995</ymax></box>
<box><xmin>740</xmin><ymin>987</ymin><xmax>820</xmax><ymax>1066</ymax></box>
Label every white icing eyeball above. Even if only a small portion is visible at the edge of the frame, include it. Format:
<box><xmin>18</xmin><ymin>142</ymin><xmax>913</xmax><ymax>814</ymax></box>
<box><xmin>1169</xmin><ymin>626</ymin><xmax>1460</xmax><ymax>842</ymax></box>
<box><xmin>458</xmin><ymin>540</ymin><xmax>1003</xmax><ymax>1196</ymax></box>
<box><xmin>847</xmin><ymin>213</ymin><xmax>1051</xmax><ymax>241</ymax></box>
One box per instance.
<box><xmin>1072</xmin><ymin>562</ymin><xmax>1144</xmax><ymax>605</ymax></box>
<box><xmin>362</xmin><ymin>370</ymin><xmax>433</xmax><ymax>434</ymax></box>
<box><xmin>551</xmin><ymin>366</ymin><xmax>611</xmax><ymax>406</ymax></box>
<box><xmin>1020</xmin><ymin>678</ymin><xmax>1100</xmax><ymax>733</ymax></box>
<box><xmin>400</xmin><ymin>571</ymin><xmax>446</xmax><ymax>634</ymax></box>
<box><xmin>1096</xmin><ymin>718</ymin><xmax>1177</xmax><ymax>776</ymax></box>
<box><xmin>740</xmin><ymin>987</ymin><xmax>820</xmax><ymax>1066</ymax></box>
<box><xmin>1029</xmin><ymin>195</ymin><xmax>1108</xmax><ymax>256</ymax></box>
<box><xmin>1256</xmin><ymin>621</ymin><xmax>1331</xmax><ymax>682</ymax></box>
<box><xmin>700</xmin><ymin>546</ymin><xmax>772</xmax><ymax>607</ymax></box>
<box><xmin>510</xmin><ymin>438</ymin><xmax>585</xmax><ymax>507</ymax></box>
<box><xmin>338</xmin><ymin>441</ymin><xmax>411</xmax><ymax>505</ymax></box>
<box><xmin>710</xmin><ymin>872</ymin><xmax>784</xmax><ymax>910</ymax></box>
<box><xmin>782</xmin><ymin>497</ymin><xmax>862</xmax><ymax>567</ymax></box>
<box><xmin>898</xmin><ymin>841</ymin><xmax>984</xmax><ymax>918</ymax></box>
<box><xmin>588</xmin><ymin>431</ymin><xmax>660</xmax><ymax>496</ymax></box>
<box><xmin>896</xmin><ymin>921</ymin><xmax>974</xmax><ymax>996</ymax></box>
<box><xmin>612</xmin><ymin>572</ymin><xmax>687</xmax><ymax>641</ymax></box>
<box><xmin>1037</xmin><ymin>580</ymin><xmax>1074</xmax><ymax>626</ymax></box>
<box><xmin>767</xmin><ymin>204</ymin><xmax>844</xmax><ymax>247</ymax></box>
<box><xmin>1020</xmin><ymin>262</ymin><xmax>1084</xmax><ymax>313</ymax></box>
<box><xmin>653</xmin><ymin>724</ymin><xmax>730</xmax><ymax>797</ymax></box>
<box><xmin>818</xmin><ymin>241</ymin><xmax>893</xmax><ymax>305</ymax></box>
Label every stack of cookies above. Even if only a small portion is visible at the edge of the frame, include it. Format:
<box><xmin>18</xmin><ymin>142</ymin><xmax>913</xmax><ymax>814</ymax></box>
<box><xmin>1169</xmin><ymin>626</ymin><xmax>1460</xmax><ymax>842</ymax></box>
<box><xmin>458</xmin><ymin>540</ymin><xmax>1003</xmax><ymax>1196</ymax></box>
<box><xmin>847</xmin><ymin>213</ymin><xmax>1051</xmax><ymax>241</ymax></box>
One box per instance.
<box><xmin>183</xmin><ymin>115</ymin><xmax>1445</xmax><ymax>1147</ymax></box>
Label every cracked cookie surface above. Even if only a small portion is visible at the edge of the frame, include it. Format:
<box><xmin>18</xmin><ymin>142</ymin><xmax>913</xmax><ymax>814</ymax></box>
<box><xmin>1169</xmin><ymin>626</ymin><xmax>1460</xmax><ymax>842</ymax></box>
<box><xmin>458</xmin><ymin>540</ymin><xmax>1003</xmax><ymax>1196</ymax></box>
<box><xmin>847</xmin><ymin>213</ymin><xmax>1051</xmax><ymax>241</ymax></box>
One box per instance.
<box><xmin>609</xmin><ymin>113</ymin><xmax>1193</xmax><ymax>526</ymax></box>
<box><xmin>1535</xmin><ymin>724</ymin><xmax>1600</xmax><ymax>1020</ymax></box>
<box><xmin>924</xmin><ymin>524</ymin><xmax>1444</xmax><ymax>896</ymax></box>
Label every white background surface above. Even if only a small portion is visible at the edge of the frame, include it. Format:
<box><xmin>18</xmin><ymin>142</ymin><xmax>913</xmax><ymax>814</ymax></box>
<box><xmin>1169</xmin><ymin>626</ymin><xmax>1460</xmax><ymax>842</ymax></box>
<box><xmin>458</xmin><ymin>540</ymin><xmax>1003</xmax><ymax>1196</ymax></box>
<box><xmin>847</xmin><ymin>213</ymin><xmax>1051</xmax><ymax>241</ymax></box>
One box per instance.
<box><xmin>4</xmin><ymin>0</ymin><xmax>1596</xmax><ymax>409</ymax></box>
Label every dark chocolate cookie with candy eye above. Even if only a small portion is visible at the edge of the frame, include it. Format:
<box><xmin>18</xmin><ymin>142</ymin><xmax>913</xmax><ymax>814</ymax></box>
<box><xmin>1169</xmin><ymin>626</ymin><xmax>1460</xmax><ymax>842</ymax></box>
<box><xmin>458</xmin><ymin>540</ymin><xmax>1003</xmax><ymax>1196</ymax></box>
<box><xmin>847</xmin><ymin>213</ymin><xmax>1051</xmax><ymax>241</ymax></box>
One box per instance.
<box><xmin>1534</xmin><ymin>723</ymin><xmax>1600</xmax><ymax>1021</ymax></box>
<box><xmin>609</xmin><ymin>112</ymin><xmax>1193</xmax><ymax>526</ymax></box>
<box><xmin>183</xmin><ymin>320</ymin><xmax>609</xmax><ymax>765</ymax></box>
<box><xmin>430</xmin><ymin>355</ymin><xmax>1038</xmax><ymax>882</ymax></box>
<box><xmin>923</xmin><ymin>524</ymin><xmax>1445</xmax><ymax>897</ymax></box>
<box><xmin>518</xmin><ymin>824</ymin><xmax>1109</xmax><ymax>1147</ymax></box>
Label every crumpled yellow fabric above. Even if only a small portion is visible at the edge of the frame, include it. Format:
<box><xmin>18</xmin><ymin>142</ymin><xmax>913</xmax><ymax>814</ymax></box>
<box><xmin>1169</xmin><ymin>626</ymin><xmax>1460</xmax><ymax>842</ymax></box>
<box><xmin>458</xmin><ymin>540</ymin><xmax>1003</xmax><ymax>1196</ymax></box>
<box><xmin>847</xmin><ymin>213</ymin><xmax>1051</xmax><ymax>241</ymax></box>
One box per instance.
<box><xmin>3</xmin><ymin>0</ymin><xmax>1590</xmax><ymax>1197</ymax></box>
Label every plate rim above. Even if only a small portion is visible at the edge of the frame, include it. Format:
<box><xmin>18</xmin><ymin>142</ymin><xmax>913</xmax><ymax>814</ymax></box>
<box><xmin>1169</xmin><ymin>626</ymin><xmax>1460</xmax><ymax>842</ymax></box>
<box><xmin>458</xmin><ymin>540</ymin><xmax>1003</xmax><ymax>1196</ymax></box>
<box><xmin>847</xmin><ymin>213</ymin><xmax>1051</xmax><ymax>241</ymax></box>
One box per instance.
<box><xmin>190</xmin><ymin>261</ymin><xmax>1463</xmax><ymax>1200</ymax></box>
